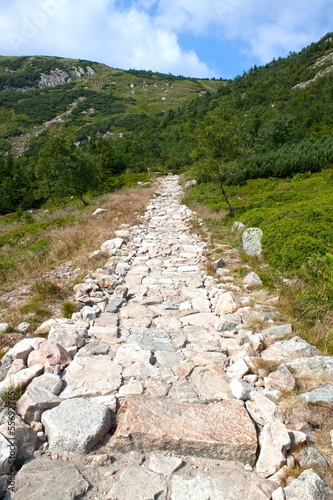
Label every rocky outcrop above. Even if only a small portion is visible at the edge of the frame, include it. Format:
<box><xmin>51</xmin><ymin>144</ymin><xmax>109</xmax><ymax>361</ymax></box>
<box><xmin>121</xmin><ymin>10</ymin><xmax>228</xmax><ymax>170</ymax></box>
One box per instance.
<box><xmin>0</xmin><ymin>175</ymin><xmax>332</xmax><ymax>498</ymax></box>
<box><xmin>38</xmin><ymin>66</ymin><xmax>95</xmax><ymax>88</ymax></box>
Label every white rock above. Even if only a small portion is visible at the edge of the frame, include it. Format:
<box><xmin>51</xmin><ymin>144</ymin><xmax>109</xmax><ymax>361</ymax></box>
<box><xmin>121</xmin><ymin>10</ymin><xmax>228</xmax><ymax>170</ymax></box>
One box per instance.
<box><xmin>215</xmin><ymin>292</ymin><xmax>242</xmax><ymax>316</ymax></box>
<box><xmin>256</xmin><ymin>422</ymin><xmax>291</xmax><ymax>477</ymax></box>
<box><xmin>229</xmin><ymin>379</ymin><xmax>253</xmax><ymax>400</ymax></box>
<box><xmin>226</xmin><ymin>359</ymin><xmax>250</xmax><ymax>380</ymax></box>
<box><xmin>92</xmin><ymin>208</ymin><xmax>108</xmax><ymax>216</ymax></box>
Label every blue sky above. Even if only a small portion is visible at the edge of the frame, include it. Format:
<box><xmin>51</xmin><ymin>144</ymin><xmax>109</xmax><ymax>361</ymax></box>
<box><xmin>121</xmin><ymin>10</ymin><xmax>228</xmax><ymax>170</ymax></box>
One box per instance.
<box><xmin>0</xmin><ymin>0</ymin><xmax>332</xmax><ymax>79</ymax></box>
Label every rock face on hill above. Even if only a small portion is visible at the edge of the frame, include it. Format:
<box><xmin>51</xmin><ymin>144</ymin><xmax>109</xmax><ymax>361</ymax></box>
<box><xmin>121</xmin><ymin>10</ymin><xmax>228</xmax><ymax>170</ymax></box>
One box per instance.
<box><xmin>39</xmin><ymin>66</ymin><xmax>95</xmax><ymax>88</ymax></box>
<box><xmin>0</xmin><ymin>175</ymin><xmax>332</xmax><ymax>499</ymax></box>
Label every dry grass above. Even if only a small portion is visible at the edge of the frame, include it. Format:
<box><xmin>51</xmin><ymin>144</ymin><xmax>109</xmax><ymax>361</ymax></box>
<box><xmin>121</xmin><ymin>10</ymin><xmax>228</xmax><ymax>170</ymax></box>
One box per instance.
<box><xmin>249</xmin><ymin>358</ymin><xmax>280</xmax><ymax>376</ymax></box>
<box><xmin>0</xmin><ymin>184</ymin><xmax>155</xmax><ymax>332</ymax></box>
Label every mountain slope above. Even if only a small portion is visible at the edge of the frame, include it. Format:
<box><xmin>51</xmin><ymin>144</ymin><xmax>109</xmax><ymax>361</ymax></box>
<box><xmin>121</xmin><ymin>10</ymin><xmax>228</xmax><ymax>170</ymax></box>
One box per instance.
<box><xmin>0</xmin><ymin>55</ymin><xmax>221</xmax><ymax>155</ymax></box>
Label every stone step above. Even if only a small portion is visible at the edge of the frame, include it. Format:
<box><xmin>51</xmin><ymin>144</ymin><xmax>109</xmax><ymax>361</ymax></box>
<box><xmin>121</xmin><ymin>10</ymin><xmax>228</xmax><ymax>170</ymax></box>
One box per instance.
<box><xmin>110</xmin><ymin>395</ymin><xmax>258</xmax><ymax>465</ymax></box>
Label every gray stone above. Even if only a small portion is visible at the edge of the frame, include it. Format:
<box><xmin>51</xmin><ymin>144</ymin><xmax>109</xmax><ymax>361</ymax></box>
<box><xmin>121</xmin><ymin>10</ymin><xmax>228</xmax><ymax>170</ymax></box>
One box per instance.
<box><xmin>16</xmin><ymin>386</ymin><xmax>61</xmax><ymax>423</ymax></box>
<box><xmin>60</xmin><ymin>355</ymin><xmax>122</xmax><ymax>398</ymax></box>
<box><xmin>242</xmin><ymin>227</ymin><xmax>263</xmax><ymax>256</ymax></box>
<box><xmin>298</xmin><ymin>446</ymin><xmax>329</xmax><ymax>468</ymax></box>
<box><xmin>148</xmin><ymin>454</ymin><xmax>183</xmax><ymax>477</ymax></box>
<box><xmin>13</xmin><ymin>457</ymin><xmax>89</xmax><ymax>499</ymax></box>
<box><xmin>261</xmin><ymin>324</ymin><xmax>293</xmax><ymax>341</ymax></box>
<box><xmin>185</xmin><ymin>179</ymin><xmax>197</xmax><ymax>188</ymax></box>
<box><xmin>109</xmin><ymin>465</ymin><xmax>167</xmax><ymax>500</ymax></box>
<box><xmin>0</xmin><ymin>410</ymin><xmax>37</xmax><ymax>465</ymax></box>
<box><xmin>0</xmin><ymin>433</ymin><xmax>15</xmax><ymax>474</ymax></box>
<box><xmin>300</xmin><ymin>384</ymin><xmax>333</xmax><ymax>408</ymax></box>
<box><xmin>256</xmin><ymin>422</ymin><xmax>291</xmax><ymax>477</ymax></box>
<box><xmin>0</xmin><ymin>364</ymin><xmax>44</xmax><ymax>392</ymax></box>
<box><xmin>229</xmin><ymin>379</ymin><xmax>253</xmax><ymax>400</ymax></box>
<box><xmin>286</xmin><ymin>356</ymin><xmax>333</xmax><ymax>377</ymax></box>
<box><xmin>16</xmin><ymin>322</ymin><xmax>31</xmax><ymax>333</ymax></box>
<box><xmin>216</xmin><ymin>313</ymin><xmax>241</xmax><ymax>333</ymax></box>
<box><xmin>226</xmin><ymin>358</ymin><xmax>250</xmax><ymax>380</ymax></box>
<box><xmin>42</xmin><ymin>398</ymin><xmax>111</xmax><ymax>454</ymax></box>
<box><xmin>283</xmin><ymin>469</ymin><xmax>333</xmax><ymax>499</ymax></box>
<box><xmin>28</xmin><ymin>373</ymin><xmax>63</xmax><ymax>395</ymax></box>
<box><xmin>5</xmin><ymin>338</ymin><xmax>37</xmax><ymax>363</ymax></box>
<box><xmin>105</xmin><ymin>298</ymin><xmax>126</xmax><ymax>313</ymax></box>
<box><xmin>232</xmin><ymin>221</ymin><xmax>246</xmax><ymax>233</ymax></box>
<box><xmin>76</xmin><ymin>340</ymin><xmax>110</xmax><ymax>356</ymax></box>
<box><xmin>101</xmin><ymin>237</ymin><xmax>124</xmax><ymax>254</ymax></box>
<box><xmin>261</xmin><ymin>336</ymin><xmax>318</xmax><ymax>362</ymax></box>
<box><xmin>48</xmin><ymin>324</ymin><xmax>88</xmax><ymax>349</ymax></box>
<box><xmin>0</xmin><ymin>323</ymin><xmax>10</xmax><ymax>333</ymax></box>
<box><xmin>128</xmin><ymin>330</ymin><xmax>175</xmax><ymax>352</ymax></box>
<box><xmin>243</xmin><ymin>272</ymin><xmax>263</xmax><ymax>287</ymax></box>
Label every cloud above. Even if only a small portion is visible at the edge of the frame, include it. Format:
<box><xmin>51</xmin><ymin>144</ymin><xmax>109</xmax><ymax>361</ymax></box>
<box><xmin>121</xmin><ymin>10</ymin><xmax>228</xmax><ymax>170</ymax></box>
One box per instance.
<box><xmin>0</xmin><ymin>0</ymin><xmax>332</xmax><ymax>77</ymax></box>
<box><xmin>0</xmin><ymin>0</ymin><xmax>214</xmax><ymax>77</ymax></box>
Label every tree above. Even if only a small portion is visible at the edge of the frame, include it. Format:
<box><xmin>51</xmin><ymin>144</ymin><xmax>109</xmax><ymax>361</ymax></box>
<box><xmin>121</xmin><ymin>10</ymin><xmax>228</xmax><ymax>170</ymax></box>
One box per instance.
<box><xmin>35</xmin><ymin>136</ymin><xmax>98</xmax><ymax>207</ymax></box>
<box><xmin>192</xmin><ymin>117</ymin><xmax>241</xmax><ymax>213</ymax></box>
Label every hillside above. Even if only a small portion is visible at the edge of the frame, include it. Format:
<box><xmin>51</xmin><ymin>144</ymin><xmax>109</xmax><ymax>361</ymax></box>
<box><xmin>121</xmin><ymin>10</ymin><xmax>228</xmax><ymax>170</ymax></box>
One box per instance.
<box><xmin>0</xmin><ymin>55</ymin><xmax>220</xmax><ymax>156</ymax></box>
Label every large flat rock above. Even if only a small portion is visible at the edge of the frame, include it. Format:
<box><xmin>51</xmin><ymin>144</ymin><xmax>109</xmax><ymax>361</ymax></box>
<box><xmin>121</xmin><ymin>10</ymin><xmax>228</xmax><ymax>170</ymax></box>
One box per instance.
<box><xmin>11</xmin><ymin>457</ymin><xmax>89</xmax><ymax>500</ymax></box>
<box><xmin>60</xmin><ymin>355</ymin><xmax>122</xmax><ymax>398</ymax></box>
<box><xmin>111</xmin><ymin>395</ymin><xmax>258</xmax><ymax>465</ymax></box>
<box><xmin>42</xmin><ymin>398</ymin><xmax>111</xmax><ymax>454</ymax></box>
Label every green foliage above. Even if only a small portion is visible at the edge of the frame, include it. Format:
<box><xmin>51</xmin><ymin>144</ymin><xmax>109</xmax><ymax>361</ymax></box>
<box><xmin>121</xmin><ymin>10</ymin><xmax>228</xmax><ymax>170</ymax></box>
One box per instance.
<box><xmin>61</xmin><ymin>302</ymin><xmax>76</xmax><ymax>318</ymax></box>
<box><xmin>31</xmin><ymin>278</ymin><xmax>62</xmax><ymax>300</ymax></box>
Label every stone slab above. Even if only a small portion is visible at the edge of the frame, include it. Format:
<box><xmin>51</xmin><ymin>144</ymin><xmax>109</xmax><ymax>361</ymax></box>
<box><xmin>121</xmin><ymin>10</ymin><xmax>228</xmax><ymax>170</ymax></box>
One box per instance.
<box><xmin>111</xmin><ymin>395</ymin><xmax>258</xmax><ymax>465</ymax></box>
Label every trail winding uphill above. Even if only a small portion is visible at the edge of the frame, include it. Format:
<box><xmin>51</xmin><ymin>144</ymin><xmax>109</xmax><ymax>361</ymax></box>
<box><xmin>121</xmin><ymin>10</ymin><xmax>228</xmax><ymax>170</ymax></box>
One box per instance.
<box><xmin>1</xmin><ymin>175</ymin><xmax>333</xmax><ymax>499</ymax></box>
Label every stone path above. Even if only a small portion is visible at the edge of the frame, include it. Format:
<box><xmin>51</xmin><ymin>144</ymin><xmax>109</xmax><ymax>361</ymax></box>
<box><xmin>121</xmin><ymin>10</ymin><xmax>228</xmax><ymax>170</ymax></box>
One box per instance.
<box><xmin>1</xmin><ymin>175</ymin><xmax>332</xmax><ymax>499</ymax></box>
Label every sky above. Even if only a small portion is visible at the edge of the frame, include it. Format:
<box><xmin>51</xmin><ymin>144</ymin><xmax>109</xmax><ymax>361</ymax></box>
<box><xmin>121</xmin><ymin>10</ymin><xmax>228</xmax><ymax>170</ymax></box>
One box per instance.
<box><xmin>0</xmin><ymin>0</ymin><xmax>332</xmax><ymax>79</ymax></box>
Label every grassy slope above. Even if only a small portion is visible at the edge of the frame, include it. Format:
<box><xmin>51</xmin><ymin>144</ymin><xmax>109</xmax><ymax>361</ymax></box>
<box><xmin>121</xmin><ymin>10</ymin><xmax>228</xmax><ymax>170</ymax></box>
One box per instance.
<box><xmin>0</xmin><ymin>56</ymin><xmax>221</xmax><ymax>153</ymax></box>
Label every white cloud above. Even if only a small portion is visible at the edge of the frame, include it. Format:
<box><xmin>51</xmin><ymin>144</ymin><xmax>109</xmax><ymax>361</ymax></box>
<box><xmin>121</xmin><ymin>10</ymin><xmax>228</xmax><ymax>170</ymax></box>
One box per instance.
<box><xmin>0</xmin><ymin>0</ymin><xmax>332</xmax><ymax>77</ymax></box>
<box><xmin>0</xmin><ymin>0</ymin><xmax>214</xmax><ymax>77</ymax></box>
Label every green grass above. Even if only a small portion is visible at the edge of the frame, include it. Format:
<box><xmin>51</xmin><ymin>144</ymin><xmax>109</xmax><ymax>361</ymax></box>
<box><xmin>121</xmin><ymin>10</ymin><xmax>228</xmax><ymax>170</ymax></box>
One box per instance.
<box><xmin>183</xmin><ymin>168</ymin><xmax>333</xmax><ymax>350</ymax></box>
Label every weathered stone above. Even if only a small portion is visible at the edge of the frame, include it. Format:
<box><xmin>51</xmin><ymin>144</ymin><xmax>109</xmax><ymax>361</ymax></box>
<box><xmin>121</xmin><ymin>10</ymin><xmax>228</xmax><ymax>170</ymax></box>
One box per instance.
<box><xmin>0</xmin><ymin>433</ymin><xmax>15</xmax><ymax>474</ymax></box>
<box><xmin>256</xmin><ymin>422</ymin><xmax>291</xmax><ymax>477</ymax></box>
<box><xmin>232</xmin><ymin>221</ymin><xmax>246</xmax><ymax>232</ymax></box>
<box><xmin>16</xmin><ymin>322</ymin><xmax>31</xmax><ymax>333</ymax></box>
<box><xmin>216</xmin><ymin>313</ymin><xmax>241</xmax><ymax>333</ymax></box>
<box><xmin>60</xmin><ymin>355</ymin><xmax>122</xmax><ymax>398</ymax></box>
<box><xmin>109</xmin><ymin>465</ymin><xmax>167</xmax><ymax>500</ymax></box>
<box><xmin>42</xmin><ymin>398</ymin><xmax>111</xmax><ymax>454</ymax></box>
<box><xmin>243</xmin><ymin>272</ymin><xmax>263</xmax><ymax>287</ymax></box>
<box><xmin>89</xmin><ymin>325</ymin><xmax>119</xmax><ymax>344</ymax></box>
<box><xmin>298</xmin><ymin>446</ymin><xmax>329</xmax><ymax>468</ymax></box>
<box><xmin>215</xmin><ymin>292</ymin><xmax>242</xmax><ymax>316</ymax></box>
<box><xmin>6</xmin><ymin>338</ymin><xmax>40</xmax><ymax>363</ymax></box>
<box><xmin>101</xmin><ymin>237</ymin><xmax>124</xmax><ymax>254</ymax></box>
<box><xmin>105</xmin><ymin>298</ymin><xmax>126</xmax><ymax>313</ymax></box>
<box><xmin>0</xmin><ymin>410</ymin><xmax>37</xmax><ymax>464</ymax></box>
<box><xmin>189</xmin><ymin>365</ymin><xmax>232</xmax><ymax>401</ymax></box>
<box><xmin>229</xmin><ymin>379</ymin><xmax>253</xmax><ymax>400</ymax></box>
<box><xmin>111</xmin><ymin>395</ymin><xmax>258</xmax><ymax>464</ymax></box>
<box><xmin>283</xmin><ymin>469</ymin><xmax>333</xmax><ymax>499</ymax></box>
<box><xmin>16</xmin><ymin>386</ymin><xmax>61</xmax><ymax>423</ymax></box>
<box><xmin>264</xmin><ymin>364</ymin><xmax>296</xmax><ymax>392</ymax></box>
<box><xmin>226</xmin><ymin>358</ymin><xmax>250</xmax><ymax>380</ymax></box>
<box><xmin>261</xmin><ymin>336</ymin><xmax>317</xmax><ymax>362</ymax></box>
<box><xmin>246</xmin><ymin>391</ymin><xmax>283</xmax><ymax>427</ymax></box>
<box><xmin>148</xmin><ymin>454</ymin><xmax>183</xmax><ymax>476</ymax></box>
<box><xmin>0</xmin><ymin>364</ymin><xmax>44</xmax><ymax>392</ymax></box>
<box><xmin>27</xmin><ymin>340</ymin><xmax>71</xmax><ymax>370</ymax></box>
<box><xmin>77</xmin><ymin>339</ymin><xmax>110</xmax><ymax>356</ymax></box>
<box><xmin>242</xmin><ymin>227</ymin><xmax>263</xmax><ymax>256</ymax></box>
<box><xmin>0</xmin><ymin>323</ymin><xmax>10</xmax><ymax>333</ymax></box>
<box><xmin>118</xmin><ymin>379</ymin><xmax>144</xmax><ymax>396</ymax></box>
<box><xmin>261</xmin><ymin>324</ymin><xmax>293</xmax><ymax>341</ymax></box>
<box><xmin>13</xmin><ymin>457</ymin><xmax>89</xmax><ymax>499</ymax></box>
<box><xmin>128</xmin><ymin>330</ymin><xmax>175</xmax><ymax>352</ymax></box>
<box><xmin>48</xmin><ymin>324</ymin><xmax>88</xmax><ymax>348</ymax></box>
<box><xmin>179</xmin><ymin>312</ymin><xmax>219</xmax><ymax>327</ymax></box>
<box><xmin>28</xmin><ymin>373</ymin><xmax>63</xmax><ymax>395</ymax></box>
<box><xmin>300</xmin><ymin>384</ymin><xmax>333</xmax><ymax>408</ymax></box>
<box><xmin>286</xmin><ymin>356</ymin><xmax>333</xmax><ymax>377</ymax></box>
